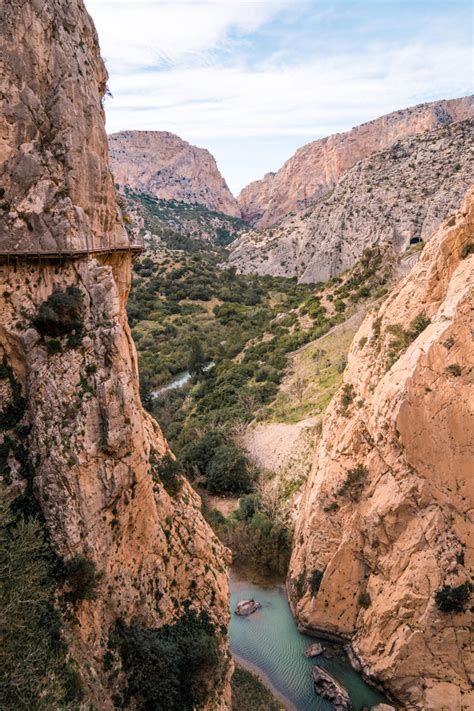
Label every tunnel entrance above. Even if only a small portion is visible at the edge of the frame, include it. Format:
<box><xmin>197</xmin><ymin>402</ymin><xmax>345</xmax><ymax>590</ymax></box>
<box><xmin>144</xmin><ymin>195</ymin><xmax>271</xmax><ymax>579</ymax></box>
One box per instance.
<box><xmin>409</xmin><ymin>236</ymin><xmax>422</xmax><ymax>245</ymax></box>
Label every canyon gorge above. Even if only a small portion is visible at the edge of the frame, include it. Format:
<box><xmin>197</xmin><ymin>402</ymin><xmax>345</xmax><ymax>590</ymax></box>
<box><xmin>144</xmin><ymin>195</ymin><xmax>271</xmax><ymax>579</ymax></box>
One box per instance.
<box><xmin>0</xmin><ymin>1</ymin><xmax>472</xmax><ymax>710</ymax></box>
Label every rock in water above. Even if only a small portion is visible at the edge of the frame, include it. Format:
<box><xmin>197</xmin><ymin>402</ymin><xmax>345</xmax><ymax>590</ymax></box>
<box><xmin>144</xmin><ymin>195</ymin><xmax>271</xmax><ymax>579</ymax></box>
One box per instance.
<box><xmin>312</xmin><ymin>666</ymin><xmax>353</xmax><ymax>710</ymax></box>
<box><xmin>304</xmin><ymin>643</ymin><xmax>324</xmax><ymax>657</ymax></box>
<box><xmin>235</xmin><ymin>599</ymin><xmax>261</xmax><ymax>616</ymax></box>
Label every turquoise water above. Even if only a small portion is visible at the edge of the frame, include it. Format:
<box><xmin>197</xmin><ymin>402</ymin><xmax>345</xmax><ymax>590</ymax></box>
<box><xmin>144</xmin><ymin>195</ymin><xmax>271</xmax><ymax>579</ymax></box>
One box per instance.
<box><xmin>229</xmin><ymin>575</ymin><xmax>388</xmax><ymax>711</ymax></box>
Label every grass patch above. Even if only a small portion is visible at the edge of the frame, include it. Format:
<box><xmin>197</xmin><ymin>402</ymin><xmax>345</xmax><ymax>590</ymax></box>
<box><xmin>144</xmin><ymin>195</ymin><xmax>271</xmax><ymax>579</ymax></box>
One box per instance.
<box><xmin>232</xmin><ymin>666</ymin><xmax>281</xmax><ymax>711</ymax></box>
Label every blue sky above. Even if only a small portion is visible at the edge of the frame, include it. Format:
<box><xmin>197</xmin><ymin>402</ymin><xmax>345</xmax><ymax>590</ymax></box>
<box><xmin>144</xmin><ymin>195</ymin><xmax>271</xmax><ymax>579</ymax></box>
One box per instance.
<box><xmin>85</xmin><ymin>0</ymin><xmax>473</xmax><ymax>195</ymax></box>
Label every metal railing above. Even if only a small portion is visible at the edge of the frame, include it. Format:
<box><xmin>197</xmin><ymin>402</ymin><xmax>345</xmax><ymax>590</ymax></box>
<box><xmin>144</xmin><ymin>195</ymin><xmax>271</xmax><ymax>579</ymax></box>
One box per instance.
<box><xmin>0</xmin><ymin>234</ymin><xmax>145</xmax><ymax>260</ymax></box>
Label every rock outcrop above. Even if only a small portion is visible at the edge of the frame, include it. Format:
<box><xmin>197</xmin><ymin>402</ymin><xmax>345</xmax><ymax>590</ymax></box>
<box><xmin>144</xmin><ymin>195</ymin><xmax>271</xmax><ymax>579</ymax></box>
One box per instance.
<box><xmin>288</xmin><ymin>189</ymin><xmax>474</xmax><ymax>709</ymax></box>
<box><xmin>109</xmin><ymin>131</ymin><xmax>241</xmax><ymax>218</ymax></box>
<box><xmin>229</xmin><ymin>118</ymin><xmax>473</xmax><ymax>282</ymax></box>
<box><xmin>0</xmin><ymin>1</ymin><xmax>230</xmax><ymax>708</ymax></box>
<box><xmin>237</xmin><ymin>96</ymin><xmax>473</xmax><ymax>228</ymax></box>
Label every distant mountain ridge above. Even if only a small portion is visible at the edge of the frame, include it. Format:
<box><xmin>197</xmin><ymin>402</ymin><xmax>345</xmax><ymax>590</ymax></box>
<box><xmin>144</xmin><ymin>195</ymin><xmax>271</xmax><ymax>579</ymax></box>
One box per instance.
<box><xmin>109</xmin><ymin>130</ymin><xmax>241</xmax><ymax>218</ymax></box>
<box><xmin>238</xmin><ymin>96</ymin><xmax>473</xmax><ymax>228</ymax></box>
<box><xmin>229</xmin><ymin>117</ymin><xmax>474</xmax><ymax>282</ymax></box>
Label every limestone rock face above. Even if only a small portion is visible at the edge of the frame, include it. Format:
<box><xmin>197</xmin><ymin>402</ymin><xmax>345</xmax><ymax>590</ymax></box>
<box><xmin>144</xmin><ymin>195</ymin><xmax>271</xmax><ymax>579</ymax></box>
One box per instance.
<box><xmin>288</xmin><ymin>189</ymin><xmax>474</xmax><ymax>709</ymax></box>
<box><xmin>229</xmin><ymin>118</ymin><xmax>473</xmax><ymax>282</ymax></box>
<box><xmin>0</xmin><ymin>0</ymin><xmax>128</xmax><ymax>253</ymax></box>
<box><xmin>0</xmin><ymin>1</ymin><xmax>230</xmax><ymax>708</ymax></box>
<box><xmin>238</xmin><ymin>96</ymin><xmax>473</xmax><ymax>228</ymax></box>
<box><xmin>109</xmin><ymin>130</ymin><xmax>241</xmax><ymax>217</ymax></box>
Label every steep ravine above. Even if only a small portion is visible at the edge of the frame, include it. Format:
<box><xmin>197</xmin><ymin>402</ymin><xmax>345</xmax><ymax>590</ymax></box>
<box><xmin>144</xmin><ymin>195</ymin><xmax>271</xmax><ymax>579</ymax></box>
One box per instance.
<box><xmin>0</xmin><ymin>0</ymin><xmax>230</xmax><ymax>708</ymax></box>
<box><xmin>289</xmin><ymin>190</ymin><xmax>474</xmax><ymax>710</ymax></box>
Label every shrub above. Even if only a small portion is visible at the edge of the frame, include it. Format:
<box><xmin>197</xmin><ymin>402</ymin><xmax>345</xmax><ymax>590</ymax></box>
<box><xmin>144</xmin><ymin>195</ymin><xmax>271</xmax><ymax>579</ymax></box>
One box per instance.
<box><xmin>180</xmin><ymin>431</ymin><xmax>226</xmax><ymax>478</ymax></box>
<box><xmin>445</xmin><ymin>364</ymin><xmax>462</xmax><ymax>377</ymax></box>
<box><xmin>117</xmin><ymin>611</ymin><xmax>219</xmax><ymax>710</ymax></box>
<box><xmin>460</xmin><ymin>242</ymin><xmax>474</xmax><ymax>259</ymax></box>
<box><xmin>0</xmin><ymin>358</ymin><xmax>26</xmax><ymax>432</ymax></box>
<box><xmin>152</xmin><ymin>453</ymin><xmax>183</xmax><ymax>497</ymax></box>
<box><xmin>435</xmin><ymin>582</ymin><xmax>470</xmax><ymax>613</ymax></box>
<box><xmin>358</xmin><ymin>591</ymin><xmax>372</xmax><ymax>608</ymax></box>
<box><xmin>236</xmin><ymin>493</ymin><xmax>261</xmax><ymax>522</ymax></box>
<box><xmin>45</xmin><ymin>339</ymin><xmax>62</xmax><ymax>355</ymax></box>
<box><xmin>310</xmin><ymin>569</ymin><xmax>324</xmax><ymax>597</ymax></box>
<box><xmin>31</xmin><ymin>286</ymin><xmax>84</xmax><ymax>344</ymax></box>
<box><xmin>64</xmin><ymin>556</ymin><xmax>101</xmax><ymax>603</ymax></box>
<box><xmin>338</xmin><ymin>464</ymin><xmax>368</xmax><ymax>501</ymax></box>
<box><xmin>206</xmin><ymin>444</ymin><xmax>252</xmax><ymax>495</ymax></box>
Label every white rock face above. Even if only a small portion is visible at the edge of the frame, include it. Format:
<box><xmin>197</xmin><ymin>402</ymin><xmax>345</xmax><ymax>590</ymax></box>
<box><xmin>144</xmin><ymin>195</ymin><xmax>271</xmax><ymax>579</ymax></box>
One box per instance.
<box><xmin>109</xmin><ymin>130</ymin><xmax>241</xmax><ymax>217</ymax></box>
<box><xmin>229</xmin><ymin>118</ymin><xmax>473</xmax><ymax>282</ymax></box>
<box><xmin>237</xmin><ymin>96</ymin><xmax>473</xmax><ymax>229</ymax></box>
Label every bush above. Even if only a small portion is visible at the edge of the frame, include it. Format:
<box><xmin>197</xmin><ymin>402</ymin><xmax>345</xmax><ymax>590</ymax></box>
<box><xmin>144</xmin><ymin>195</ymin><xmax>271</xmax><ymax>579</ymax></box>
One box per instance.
<box><xmin>310</xmin><ymin>569</ymin><xmax>324</xmax><ymax>597</ymax></box>
<box><xmin>338</xmin><ymin>464</ymin><xmax>368</xmax><ymax>501</ymax></box>
<box><xmin>206</xmin><ymin>444</ymin><xmax>252</xmax><ymax>495</ymax></box>
<box><xmin>31</xmin><ymin>286</ymin><xmax>84</xmax><ymax>343</ymax></box>
<box><xmin>435</xmin><ymin>582</ymin><xmax>470</xmax><ymax>613</ymax></box>
<box><xmin>358</xmin><ymin>591</ymin><xmax>372</xmax><ymax>608</ymax></box>
<box><xmin>117</xmin><ymin>611</ymin><xmax>219</xmax><ymax>711</ymax></box>
<box><xmin>152</xmin><ymin>453</ymin><xmax>183</xmax><ymax>497</ymax></box>
<box><xmin>64</xmin><ymin>556</ymin><xmax>101</xmax><ymax>603</ymax></box>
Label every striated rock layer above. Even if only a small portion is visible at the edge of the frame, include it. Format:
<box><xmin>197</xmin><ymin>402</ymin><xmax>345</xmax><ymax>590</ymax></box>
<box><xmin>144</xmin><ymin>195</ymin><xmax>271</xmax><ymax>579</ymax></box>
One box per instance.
<box><xmin>238</xmin><ymin>96</ymin><xmax>473</xmax><ymax>228</ymax></box>
<box><xmin>229</xmin><ymin>118</ymin><xmax>473</xmax><ymax>282</ymax></box>
<box><xmin>0</xmin><ymin>1</ymin><xmax>230</xmax><ymax>708</ymax></box>
<box><xmin>109</xmin><ymin>130</ymin><xmax>241</xmax><ymax>218</ymax></box>
<box><xmin>288</xmin><ymin>189</ymin><xmax>474</xmax><ymax>709</ymax></box>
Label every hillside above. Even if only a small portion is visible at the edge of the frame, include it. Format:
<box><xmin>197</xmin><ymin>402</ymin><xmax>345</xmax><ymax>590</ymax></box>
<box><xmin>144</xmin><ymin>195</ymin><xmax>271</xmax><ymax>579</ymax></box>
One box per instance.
<box><xmin>237</xmin><ymin>96</ymin><xmax>473</xmax><ymax>228</ymax></box>
<box><xmin>229</xmin><ymin>118</ymin><xmax>473</xmax><ymax>282</ymax></box>
<box><xmin>109</xmin><ymin>130</ymin><xmax>240</xmax><ymax>217</ymax></box>
<box><xmin>0</xmin><ymin>1</ymin><xmax>231</xmax><ymax>708</ymax></box>
<box><xmin>289</xmin><ymin>190</ymin><xmax>474</xmax><ymax>709</ymax></box>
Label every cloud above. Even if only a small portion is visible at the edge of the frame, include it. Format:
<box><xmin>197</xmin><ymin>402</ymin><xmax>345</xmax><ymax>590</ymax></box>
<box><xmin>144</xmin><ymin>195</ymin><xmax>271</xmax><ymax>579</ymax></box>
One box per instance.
<box><xmin>85</xmin><ymin>0</ymin><xmax>291</xmax><ymax>68</ymax></box>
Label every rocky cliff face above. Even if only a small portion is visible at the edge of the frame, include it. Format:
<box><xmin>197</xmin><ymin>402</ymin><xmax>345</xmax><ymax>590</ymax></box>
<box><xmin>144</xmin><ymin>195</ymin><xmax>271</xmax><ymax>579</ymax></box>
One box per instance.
<box><xmin>229</xmin><ymin>118</ymin><xmax>473</xmax><ymax>282</ymax></box>
<box><xmin>238</xmin><ymin>96</ymin><xmax>473</xmax><ymax>228</ymax></box>
<box><xmin>0</xmin><ymin>1</ymin><xmax>230</xmax><ymax>708</ymax></box>
<box><xmin>109</xmin><ymin>131</ymin><xmax>241</xmax><ymax>218</ymax></box>
<box><xmin>288</xmin><ymin>189</ymin><xmax>474</xmax><ymax>709</ymax></box>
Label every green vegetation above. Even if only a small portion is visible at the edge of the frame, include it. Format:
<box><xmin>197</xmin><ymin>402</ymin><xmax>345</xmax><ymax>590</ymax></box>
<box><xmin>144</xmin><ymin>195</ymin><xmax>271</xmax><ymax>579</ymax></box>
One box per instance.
<box><xmin>385</xmin><ymin>312</ymin><xmax>430</xmax><ymax>368</ymax></box>
<box><xmin>435</xmin><ymin>582</ymin><xmax>470</xmax><ymax>613</ymax></box>
<box><xmin>358</xmin><ymin>591</ymin><xmax>372</xmax><ymax>609</ymax></box>
<box><xmin>337</xmin><ymin>464</ymin><xmax>368</xmax><ymax>501</ymax></box>
<box><xmin>232</xmin><ymin>666</ymin><xmax>281</xmax><ymax>711</ymax></box>
<box><xmin>116</xmin><ymin>610</ymin><xmax>221</xmax><ymax>710</ymax></box>
<box><xmin>207</xmin><ymin>493</ymin><xmax>291</xmax><ymax>578</ymax></box>
<box><xmin>123</xmin><ymin>190</ymin><xmax>247</xmax><ymax>247</ymax></box>
<box><xmin>445</xmin><ymin>364</ymin><xmax>462</xmax><ymax>377</ymax></box>
<box><xmin>31</xmin><ymin>285</ymin><xmax>84</xmax><ymax>348</ymax></box>
<box><xmin>0</xmin><ymin>492</ymin><xmax>81</xmax><ymax>709</ymax></box>
<box><xmin>460</xmin><ymin>241</ymin><xmax>474</xmax><ymax>259</ymax></box>
<box><xmin>310</xmin><ymin>569</ymin><xmax>324</xmax><ymax>597</ymax></box>
<box><xmin>151</xmin><ymin>452</ymin><xmax>183</xmax><ymax>497</ymax></box>
<box><xmin>64</xmin><ymin>555</ymin><xmax>101</xmax><ymax>603</ymax></box>
<box><xmin>0</xmin><ymin>357</ymin><xmax>26</xmax><ymax>432</ymax></box>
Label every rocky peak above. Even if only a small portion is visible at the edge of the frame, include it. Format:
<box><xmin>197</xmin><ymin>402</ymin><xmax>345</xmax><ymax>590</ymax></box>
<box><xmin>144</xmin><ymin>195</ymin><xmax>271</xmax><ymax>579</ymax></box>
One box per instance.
<box><xmin>109</xmin><ymin>130</ymin><xmax>241</xmax><ymax>218</ymax></box>
<box><xmin>0</xmin><ymin>1</ymin><xmax>230</xmax><ymax>708</ymax></box>
<box><xmin>288</xmin><ymin>188</ymin><xmax>474</xmax><ymax>709</ymax></box>
<box><xmin>238</xmin><ymin>96</ymin><xmax>473</xmax><ymax>228</ymax></box>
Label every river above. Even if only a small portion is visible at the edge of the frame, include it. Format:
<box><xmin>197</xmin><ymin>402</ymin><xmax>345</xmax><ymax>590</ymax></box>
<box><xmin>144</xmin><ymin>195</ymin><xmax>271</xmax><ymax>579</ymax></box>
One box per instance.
<box><xmin>152</xmin><ymin>361</ymin><xmax>215</xmax><ymax>397</ymax></box>
<box><xmin>229</xmin><ymin>573</ymin><xmax>389</xmax><ymax>711</ymax></box>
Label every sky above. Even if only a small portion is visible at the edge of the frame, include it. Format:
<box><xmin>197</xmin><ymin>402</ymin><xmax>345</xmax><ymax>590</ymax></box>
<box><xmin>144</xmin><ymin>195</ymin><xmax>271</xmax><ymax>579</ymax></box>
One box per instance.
<box><xmin>85</xmin><ymin>0</ymin><xmax>473</xmax><ymax>195</ymax></box>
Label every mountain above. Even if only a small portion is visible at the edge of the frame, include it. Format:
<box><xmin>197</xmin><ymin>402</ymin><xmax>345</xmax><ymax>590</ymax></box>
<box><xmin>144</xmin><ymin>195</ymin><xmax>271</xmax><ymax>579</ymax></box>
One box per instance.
<box><xmin>288</xmin><ymin>189</ymin><xmax>474</xmax><ymax>709</ymax></box>
<box><xmin>0</xmin><ymin>1</ymin><xmax>230</xmax><ymax>709</ymax></box>
<box><xmin>229</xmin><ymin>117</ymin><xmax>473</xmax><ymax>282</ymax></box>
<box><xmin>109</xmin><ymin>130</ymin><xmax>240</xmax><ymax>218</ymax></box>
<box><xmin>237</xmin><ymin>96</ymin><xmax>473</xmax><ymax>228</ymax></box>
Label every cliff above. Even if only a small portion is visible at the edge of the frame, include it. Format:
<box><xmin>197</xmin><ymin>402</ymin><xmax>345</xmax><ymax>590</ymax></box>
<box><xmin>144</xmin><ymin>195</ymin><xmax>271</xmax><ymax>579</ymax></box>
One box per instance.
<box><xmin>229</xmin><ymin>118</ymin><xmax>473</xmax><ymax>282</ymax></box>
<box><xmin>0</xmin><ymin>1</ymin><xmax>230</xmax><ymax>708</ymax></box>
<box><xmin>109</xmin><ymin>130</ymin><xmax>241</xmax><ymax>218</ymax></box>
<box><xmin>238</xmin><ymin>96</ymin><xmax>473</xmax><ymax>228</ymax></box>
<box><xmin>288</xmin><ymin>189</ymin><xmax>474</xmax><ymax>709</ymax></box>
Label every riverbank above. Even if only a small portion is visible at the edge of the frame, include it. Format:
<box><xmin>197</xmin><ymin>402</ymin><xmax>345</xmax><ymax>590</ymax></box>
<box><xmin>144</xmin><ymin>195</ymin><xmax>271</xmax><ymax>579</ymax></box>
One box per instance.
<box><xmin>229</xmin><ymin>572</ymin><xmax>389</xmax><ymax>711</ymax></box>
<box><xmin>232</xmin><ymin>664</ymin><xmax>288</xmax><ymax>711</ymax></box>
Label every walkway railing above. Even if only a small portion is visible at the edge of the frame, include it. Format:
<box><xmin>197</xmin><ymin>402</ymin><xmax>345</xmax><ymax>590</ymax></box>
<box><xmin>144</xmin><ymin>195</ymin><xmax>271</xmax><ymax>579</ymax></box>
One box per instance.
<box><xmin>0</xmin><ymin>235</ymin><xmax>145</xmax><ymax>260</ymax></box>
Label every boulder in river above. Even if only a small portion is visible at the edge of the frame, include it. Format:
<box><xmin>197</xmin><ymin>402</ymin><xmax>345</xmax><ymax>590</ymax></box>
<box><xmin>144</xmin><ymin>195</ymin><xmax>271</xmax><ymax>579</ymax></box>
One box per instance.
<box><xmin>312</xmin><ymin>665</ymin><xmax>353</xmax><ymax>710</ymax></box>
<box><xmin>234</xmin><ymin>599</ymin><xmax>261</xmax><ymax>616</ymax></box>
<box><xmin>304</xmin><ymin>643</ymin><xmax>324</xmax><ymax>657</ymax></box>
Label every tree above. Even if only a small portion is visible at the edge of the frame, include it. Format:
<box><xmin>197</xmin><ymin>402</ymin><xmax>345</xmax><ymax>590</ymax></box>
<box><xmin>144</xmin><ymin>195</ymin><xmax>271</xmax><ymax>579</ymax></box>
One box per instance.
<box><xmin>206</xmin><ymin>444</ymin><xmax>252</xmax><ymax>495</ymax></box>
<box><xmin>0</xmin><ymin>493</ymin><xmax>70</xmax><ymax>709</ymax></box>
<box><xmin>188</xmin><ymin>337</ymin><xmax>206</xmax><ymax>376</ymax></box>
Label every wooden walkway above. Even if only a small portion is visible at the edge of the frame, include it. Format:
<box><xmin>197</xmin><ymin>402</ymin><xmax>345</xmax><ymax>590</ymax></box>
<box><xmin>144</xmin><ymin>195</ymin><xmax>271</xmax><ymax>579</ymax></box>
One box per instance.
<box><xmin>0</xmin><ymin>244</ymin><xmax>144</xmax><ymax>260</ymax></box>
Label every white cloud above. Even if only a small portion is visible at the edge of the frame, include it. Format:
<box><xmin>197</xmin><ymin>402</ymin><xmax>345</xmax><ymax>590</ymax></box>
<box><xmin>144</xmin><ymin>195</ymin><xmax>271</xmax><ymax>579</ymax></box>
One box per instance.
<box><xmin>85</xmin><ymin>0</ymin><xmax>291</xmax><ymax>68</ymax></box>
